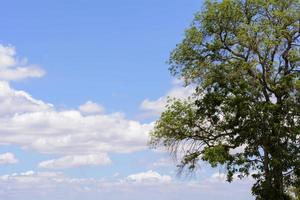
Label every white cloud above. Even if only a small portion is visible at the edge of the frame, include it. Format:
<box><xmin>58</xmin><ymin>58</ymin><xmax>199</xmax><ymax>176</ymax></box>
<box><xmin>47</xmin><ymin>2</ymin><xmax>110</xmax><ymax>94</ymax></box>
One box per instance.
<box><xmin>0</xmin><ymin>45</ymin><xmax>15</xmax><ymax>68</ymax></box>
<box><xmin>0</xmin><ymin>171</ymin><xmax>77</xmax><ymax>191</ymax></box>
<box><xmin>229</xmin><ymin>144</ymin><xmax>246</xmax><ymax>155</ymax></box>
<box><xmin>0</xmin><ymin>170</ymin><xmax>254</xmax><ymax>200</ymax></box>
<box><xmin>0</xmin><ymin>81</ymin><xmax>52</xmax><ymax>117</ymax></box>
<box><xmin>79</xmin><ymin>101</ymin><xmax>105</xmax><ymax>115</ymax></box>
<box><xmin>0</xmin><ymin>82</ymin><xmax>153</xmax><ymax>154</ymax></box>
<box><xmin>207</xmin><ymin>172</ymin><xmax>255</xmax><ymax>184</ymax></box>
<box><xmin>125</xmin><ymin>170</ymin><xmax>172</xmax><ymax>184</ymax></box>
<box><xmin>38</xmin><ymin>154</ymin><xmax>111</xmax><ymax>169</ymax></box>
<box><xmin>0</xmin><ymin>152</ymin><xmax>18</xmax><ymax>164</ymax></box>
<box><xmin>0</xmin><ymin>45</ymin><xmax>45</xmax><ymax>81</ymax></box>
<box><xmin>140</xmin><ymin>80</ymin><xmax>195</xmax><ymax>117</ymax></box>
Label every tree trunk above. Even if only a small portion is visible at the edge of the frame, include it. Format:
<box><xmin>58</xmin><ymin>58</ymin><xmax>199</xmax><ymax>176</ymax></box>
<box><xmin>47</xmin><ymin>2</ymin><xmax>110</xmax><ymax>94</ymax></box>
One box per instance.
<box><xmin>273</xmin><ymin>168</ymin><xmax>285</xmax><ymax>199</ymax></box>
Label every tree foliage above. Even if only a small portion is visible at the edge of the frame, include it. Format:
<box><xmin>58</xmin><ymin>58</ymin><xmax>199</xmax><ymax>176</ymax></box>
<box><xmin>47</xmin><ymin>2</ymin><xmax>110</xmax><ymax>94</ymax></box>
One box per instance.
<box><xmin>150</xmin><ymin>0</ymin><xmax>300</xmax><ymax>199</ymax></box>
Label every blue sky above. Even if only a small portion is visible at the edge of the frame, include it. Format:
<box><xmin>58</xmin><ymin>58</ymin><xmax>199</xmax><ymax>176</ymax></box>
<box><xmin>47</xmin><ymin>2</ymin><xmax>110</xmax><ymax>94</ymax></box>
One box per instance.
<box><xmin>0</xmin><ymin>1</ymin><xmax>253</xmax><ymax>199</ymax></box>
<box><xmin>3</xmin><ymin>0</ymin><xmax>200</xmax><ymax>115</ymax></box>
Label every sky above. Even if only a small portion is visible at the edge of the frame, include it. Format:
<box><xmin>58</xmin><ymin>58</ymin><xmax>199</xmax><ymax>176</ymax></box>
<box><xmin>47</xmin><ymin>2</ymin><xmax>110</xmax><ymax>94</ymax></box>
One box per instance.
<box><xmin>0</xmin><ymin>1</ymin><xmax>254</xmax><ymax>199</ymax></box>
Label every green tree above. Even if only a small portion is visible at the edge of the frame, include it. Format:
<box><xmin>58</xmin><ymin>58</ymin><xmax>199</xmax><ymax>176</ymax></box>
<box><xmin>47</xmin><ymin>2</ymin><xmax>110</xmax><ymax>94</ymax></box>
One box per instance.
<box><xmin>150</xmin><ymin>0</ymin><xmax>300</xmax><ymax>199</ymax></box>
<box><xmin>291</xmin><ymin>177</ymin><xmax>300</xmax><ymax>200</ymax></box>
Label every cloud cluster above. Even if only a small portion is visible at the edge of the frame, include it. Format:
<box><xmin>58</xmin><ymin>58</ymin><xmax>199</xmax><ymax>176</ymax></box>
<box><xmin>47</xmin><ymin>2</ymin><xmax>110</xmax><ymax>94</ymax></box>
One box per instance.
<box><xmin>125</xmin><ymin>170</ymin><xmax>172</xmax><ymax>183</ymax></box>
<box><xmin>0</xmin><ymin>45</ymin><xmax>45</xmax><ymax>81</ymax></box>
<box><xmin>0</xmin><ymin>83</ymin><xmax>152</xmax><ymax>155</ymax></box>
<box><xmin>140</xmin><ymin>80</ymin><xmax>194</xmax><ymax>117</ymax></box>
<box><xmin>38</xmin><ymin>154</ymin><xmax>112</xmax><ymax>169</ymax></box>
<box><xmin>0</xmin><ymin>81</ymin><xmax>52</xmax><ymax>117</ymax></box>
<box><xmin>0</xmin><ymin>81</ymin><xmax>152</xmax><ymax>156</ymax></box>
<box><xmin>0</xmin><ymin>153</ymin><xmax>18</xmax><ymax>165</ymax></box>
<box><xmin>0</xmin><ymin>45</ymin><xmax>154</xmax><ymax>168</ymax></box>
<box><xmin>0</xmin><ymin>170</ymin><xmax>253</xmax><ymax>200</ymax></box>
<box><xmin>78</xmin><ymin>101</ymin><xmax>105</xmax><ymax>115</ymax></box>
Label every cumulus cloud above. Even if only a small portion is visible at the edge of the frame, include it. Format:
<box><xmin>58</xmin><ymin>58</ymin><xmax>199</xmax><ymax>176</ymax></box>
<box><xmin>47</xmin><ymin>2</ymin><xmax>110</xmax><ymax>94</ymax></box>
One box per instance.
<box><xmin>0</xmin><ymin>81</ymin><xmax>52</xmax><ymax>117</ymax></box>
<box><xmin>0</xmin><ymin>152</ymin><xmax>18</xmax><ymax>164</ymax></box>
<box><xmin>38</xmin><ymin>154</ymin><xmax>111</xmax><ymax>169</ymax></box>
<box><xmin>125</xmin><ymin>170</ymin><xmax>172</xmax><ymax>184</ymax></box>
<box><xmin>0</xmin><ymin>82</ymin><xmax>153</xmax><ymax>154</ymax></box>
<box><xmin>140</xmin><ymin>80</ymin><xmax>195</xmax><ymax>117</ymax></box>
<box><xmin>0</xmin><ymin>45</ymin><xmax>45</xmax><ymax>81</ymax></box>
<box><xmin>79</xmin><ymin>101</ymin><xmax>105</xmax><ymax>115</ymax></box>
<box><xmin>0</xmin><ymin>170</ymin><xmax>254</xmax><ymax>200</ymax></box>
<box><xmin>0</xmin><ymin>110</ymin><xmax>152</xmax><ymax>154</ymax></box>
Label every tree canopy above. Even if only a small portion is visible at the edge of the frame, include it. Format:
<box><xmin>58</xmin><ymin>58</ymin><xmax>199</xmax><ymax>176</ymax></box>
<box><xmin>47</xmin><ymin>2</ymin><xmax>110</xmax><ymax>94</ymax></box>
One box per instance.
<box><xmin>150</xmin><ymin>0</ymin><xmax>300</xmax><ymax>199</ymax></box>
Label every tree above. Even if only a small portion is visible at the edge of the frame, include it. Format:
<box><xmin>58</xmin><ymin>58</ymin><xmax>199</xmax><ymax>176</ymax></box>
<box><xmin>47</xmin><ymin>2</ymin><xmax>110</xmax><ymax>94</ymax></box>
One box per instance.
<box><xmin>291</xmin><ymin>177</ymin><xmax>300</xmax><ymax>200</ymax></box>
<box><xmin>149</xmin><ymin>0</ymin><xmax>300</xmax><ymax>199</ymax></box>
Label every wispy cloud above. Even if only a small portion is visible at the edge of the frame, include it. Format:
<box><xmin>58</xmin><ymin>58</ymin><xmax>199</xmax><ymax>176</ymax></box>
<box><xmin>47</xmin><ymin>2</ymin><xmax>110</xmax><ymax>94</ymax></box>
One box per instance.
<box><xmin>38</xmin><ymin>154</ymin><xmax>111</xmax><ymax>169</ymax></box>
<box><xmin>140</xmin><ymin>80</ymin><xmax>195</xmax><ymax>117</ymax></box>
<box><xmin>0</xmin><ymin>45</ymin><xmax>45</xmax><ymax>81</ymax></box>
